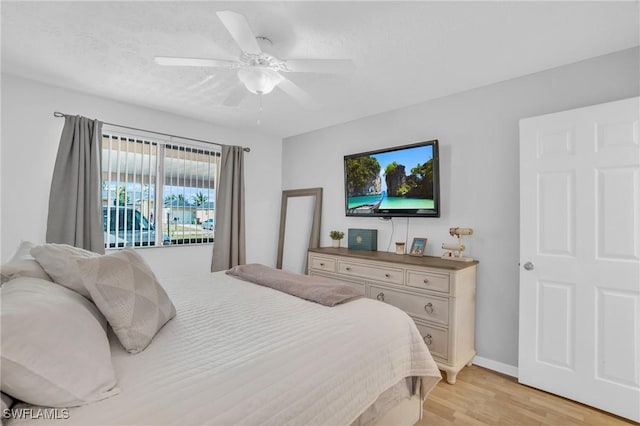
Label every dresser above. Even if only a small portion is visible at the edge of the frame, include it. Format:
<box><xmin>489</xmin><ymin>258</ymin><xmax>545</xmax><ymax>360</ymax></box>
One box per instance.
<box><xmin>307</xmin><ymin>247</ymin><xmax>478</xmax><ymax>384</ymax></box>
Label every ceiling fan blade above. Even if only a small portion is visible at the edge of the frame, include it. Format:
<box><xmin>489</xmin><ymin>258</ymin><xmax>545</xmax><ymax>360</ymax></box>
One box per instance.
<box><xmin>223</xmin><ymin>85</ymin><xmax>248</xmax><ymax>107</ymax></box>
<box><xmin>216</xmin><ymin>10</ymin><xmax>261</xmax><ymax>55</ymax></box>
<box><xmin>278</xmin><ymin>79</ymin><xmax>320</xmax><ymax>110</ymax></box>
<box><xmin>154</xmin><ymin>57</ymin><xmax>238</xmax><ymax>68</ymax></box>
<box><xmin>283</xmin><ymin>59</ymin><xmax>355</xmax><ymax>74</ymax></box>
<box><xmin>187</xmin><ymin>75</ymin><xmax>216</xmax><ymax>90</ymax></box>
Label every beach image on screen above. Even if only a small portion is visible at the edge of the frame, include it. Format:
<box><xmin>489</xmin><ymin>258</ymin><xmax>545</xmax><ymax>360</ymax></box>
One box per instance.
<box><xmin>346</xmin><ymin>145</ymin><xmax>435</xmax><ymax>213</ymax></box>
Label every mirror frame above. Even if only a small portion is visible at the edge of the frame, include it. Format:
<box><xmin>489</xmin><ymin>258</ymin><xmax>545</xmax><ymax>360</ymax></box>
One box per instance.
<box><xmin>276</xmin><ymin>187</ymin><xmax>323</xmax><ymax>272</ymax></box>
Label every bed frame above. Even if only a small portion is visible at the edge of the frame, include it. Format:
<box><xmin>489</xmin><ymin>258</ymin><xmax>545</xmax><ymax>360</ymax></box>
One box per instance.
<box><xmin>373</xmin><ymin>395</ymin><xmax>422</xmax><ymax>426</ymax></box>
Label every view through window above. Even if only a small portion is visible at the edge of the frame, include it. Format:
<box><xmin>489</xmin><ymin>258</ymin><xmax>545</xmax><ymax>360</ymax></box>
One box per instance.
<box><xmin>102</xmin><ymin>132</ymin><xmax>220</xmax><ymax>248</ymax></box>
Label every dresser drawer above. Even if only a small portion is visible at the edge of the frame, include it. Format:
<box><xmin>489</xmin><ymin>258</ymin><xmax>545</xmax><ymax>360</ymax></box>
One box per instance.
<box><xmin>369</xmin><ymin>284</ymin><xmax>449</xmax><ymax>325</ymax></box>
<box><xmin>413</xmin><ymin>321</ymin><xmax>448</xmax><ymax>360</ymax></box>
<box><xmin>339</xmin><ymin>278</ymin><xmax>366</xmax><ymax>296</ymax></box>
<box><xmin>406</xmin><ymin>270</ymin><xmax>450</xmax><ymax>294</ymax></box>
<box><xmin>338</xmin><ymin>261</ymin><xmax>403</xmax><ymax>285</ymax></box>
<box><xmin>309</xmin><ymin>271</ymin><xmax>366</xmax><ymax>296</ymax></box>
<box><xmin>309</xmin><ymin>255</ymin><xmax>336</xmax><ymax>273</ymax></box>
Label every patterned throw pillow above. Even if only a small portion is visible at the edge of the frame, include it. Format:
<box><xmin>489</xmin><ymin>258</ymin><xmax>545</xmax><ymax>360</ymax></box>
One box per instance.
<box><xmin>76</xmin><ymin>249</ymin><xmax>176</xmax><ymax>354</ymax></box>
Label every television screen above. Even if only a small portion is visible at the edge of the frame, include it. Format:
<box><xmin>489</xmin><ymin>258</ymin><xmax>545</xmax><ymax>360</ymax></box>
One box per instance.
<box><xmin>344</xmin><ymin>140</ymin><xmax>440</xmax><ymax>217</ymax></box>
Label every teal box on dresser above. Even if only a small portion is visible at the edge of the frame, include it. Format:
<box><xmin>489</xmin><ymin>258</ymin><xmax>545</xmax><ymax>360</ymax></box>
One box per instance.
<box><xmin>348</xmin><ymin>229</ymin><xmax>378</xmax><ymax>251</ymax></box>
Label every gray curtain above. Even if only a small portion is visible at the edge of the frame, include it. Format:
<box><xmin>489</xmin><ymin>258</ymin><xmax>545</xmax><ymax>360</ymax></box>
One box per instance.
<box><xmin>46</xmin><ymin>115</ymin><xmax>105</xmax><ymax>254</ymax></box>
<box><xmin>211</xmin><ymin>145</ymin><xmax>246</xmax><ymax>271</ymax></box>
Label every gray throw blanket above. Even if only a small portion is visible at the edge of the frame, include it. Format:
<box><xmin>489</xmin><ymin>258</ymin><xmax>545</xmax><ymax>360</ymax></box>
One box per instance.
<box><xmin>226</xmin><ymin>264</ymin><xmax>362</xmax><ymax>307</ymax></box>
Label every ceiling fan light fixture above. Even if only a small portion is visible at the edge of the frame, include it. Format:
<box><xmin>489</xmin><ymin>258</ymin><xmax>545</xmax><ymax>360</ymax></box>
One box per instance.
<box><xmin>237</xmin><ymin>67</ymin><xmax>283</xmax><ymax>95</ymax></box>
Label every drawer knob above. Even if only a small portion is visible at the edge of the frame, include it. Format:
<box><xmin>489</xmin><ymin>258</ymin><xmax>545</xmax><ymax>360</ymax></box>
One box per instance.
<box><xmin>424</xmin><ymin>303</ymin><xmax>434</xmax><ymax>314</ymax></box>
<box><xmin>423</xmin><ymin>278</ymin><xmax>429</xmax><ymax>284</ymax></box>
<box><xmin>424</xmin><ymin>334</ymin><xmax>432</xmax><ymax>346</ymax></box>
<box><xmin>320</xmin><ymin>262</ymin><xmax>325</xmax><ymax>266</ymax></box>
<box><xmin>376</xmin><ymin>292</ymin><xmax>385</xmax><ymax>302</ymax></box>
<box><xmin>346</xmin><ymin>267</ymin><xmax>352</xmax><ymax>271</ymax></box>
<box><xmin>384</xmin><ymin>273</ymin><xmax>390</xmax><ymax>278</ymax></box>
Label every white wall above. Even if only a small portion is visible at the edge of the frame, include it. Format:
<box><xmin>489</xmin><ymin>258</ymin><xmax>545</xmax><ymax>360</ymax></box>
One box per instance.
<box><xmin>281</xmin><ymin>47</ymin><xmax>640</xmax><ymax>369</ymax></box>
<box><xmin>0</xmin><ymin>74</ymin><xmax>282</xmax><ymax>276</ymax></box>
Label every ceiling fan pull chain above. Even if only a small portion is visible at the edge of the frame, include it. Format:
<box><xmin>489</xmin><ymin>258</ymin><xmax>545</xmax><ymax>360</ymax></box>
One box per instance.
<box><xmin>256</xmin><ymin>94</ymin><xmax>263</xmax><ymax>126</ymax></box>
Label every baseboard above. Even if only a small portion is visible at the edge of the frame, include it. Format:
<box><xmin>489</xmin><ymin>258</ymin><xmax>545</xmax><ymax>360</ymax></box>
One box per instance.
<box><xmin>471</xmin><ymin>355</ymin><xmax>518</xmax><ymax>378</ymax></box>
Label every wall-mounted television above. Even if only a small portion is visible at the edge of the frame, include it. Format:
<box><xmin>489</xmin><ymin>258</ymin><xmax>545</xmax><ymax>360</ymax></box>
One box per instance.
<box><xmin>344</xmin><ymin>140</ymin><xmax>440</xmax><ymax>217</ymax></box>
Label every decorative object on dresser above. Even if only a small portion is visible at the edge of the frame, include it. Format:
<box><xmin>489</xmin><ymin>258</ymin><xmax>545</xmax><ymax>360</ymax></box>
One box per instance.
<box><xmin>347</xmin><ymin>229</ymin><xmax>378</xmax><ymax>251</ymax></box>
<box><xmin>395</xmin><ymin>242</ymin><xmax>406</xmax><ymax>255</ymax></box>
<box><xmin>308</xmin><ymin>247</ymin><xmax>478</xmax><ymax>384</ymax></box>
<box><xmin>441</xmin><ymin>227</ymin><xmax>474</xmax><ymax>262</ymax></box>
<box><xmin>409</xmin><ymin>238</ymin><xmax>428</xmax><ymax>256</ymax></box>
<box><xmin>329</xmin><ymin>230</ymin><xmax>345</xmax><ymax>248</ymax></box>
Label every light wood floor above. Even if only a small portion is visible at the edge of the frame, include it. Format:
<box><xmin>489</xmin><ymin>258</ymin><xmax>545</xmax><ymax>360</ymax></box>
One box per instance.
<box><xmin>418</xmin><ymin>365</ymin><xmax>637</xmax><ymax>425</ymax></box>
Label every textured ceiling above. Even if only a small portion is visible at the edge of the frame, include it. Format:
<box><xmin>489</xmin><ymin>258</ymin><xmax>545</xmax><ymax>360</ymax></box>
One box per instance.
<box><xmin>2</xmin><ymin>1</ymin><xmax>638</xmax><ymax>138</ymax></box>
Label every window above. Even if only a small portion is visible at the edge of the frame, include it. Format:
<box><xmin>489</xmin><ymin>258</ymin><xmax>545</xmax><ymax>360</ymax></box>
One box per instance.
<box><xmin>102</xmin><ymin>132</ymin><xmax>220</xmax><ymax>248</ymax></box>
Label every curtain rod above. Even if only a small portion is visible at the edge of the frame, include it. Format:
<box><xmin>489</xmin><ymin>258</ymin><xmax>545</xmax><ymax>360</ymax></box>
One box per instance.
<box><xmin>53</xmin><ymin>111</ymin><xmax>250</xmax><ymax>152</ymax></box>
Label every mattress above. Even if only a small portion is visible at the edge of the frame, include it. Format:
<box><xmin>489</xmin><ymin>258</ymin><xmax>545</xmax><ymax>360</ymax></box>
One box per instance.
<box><xmin>8</xmin><ymin>271</ymin><xmax>441</xmax><ymax>425</ymax></box>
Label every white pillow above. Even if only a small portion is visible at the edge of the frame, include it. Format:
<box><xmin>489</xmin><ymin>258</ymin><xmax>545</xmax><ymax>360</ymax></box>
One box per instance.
<box><xmin>0</xmin><ymin>277</ymin><xmax>119</xmax><ymax>407</ymax></box>
<box><xmin>1</xmin><ymin>241</ymin><xmax>52</xmax><ymax>284</ymax></box>
<box><xmin>30</xmin><ymin>243</ymin><xmax>99</xmax><ymax>299</ymax></box>
<box><xmin>76</xmin><ymin>249</ymin><xmax>176</xmax><ymax>354</ymax></box>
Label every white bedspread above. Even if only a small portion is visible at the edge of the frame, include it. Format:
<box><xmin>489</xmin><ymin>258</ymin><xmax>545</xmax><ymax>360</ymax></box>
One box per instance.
<box><xmin>9</xmin><ymin>271</ymin><xmax>441</xmax><ymax>425</ymax></box>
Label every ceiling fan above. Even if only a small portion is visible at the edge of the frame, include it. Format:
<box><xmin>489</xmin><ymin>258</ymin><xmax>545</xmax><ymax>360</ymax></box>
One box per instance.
<box><xmin>154</xmin><ymin>10</ymin><xmax>354</xmax><ymax>108</ymax></box>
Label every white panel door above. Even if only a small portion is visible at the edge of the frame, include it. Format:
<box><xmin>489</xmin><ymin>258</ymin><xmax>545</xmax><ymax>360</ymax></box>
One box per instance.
<box><xmin>519</xmin><ymin>97</ymin><xmax>640</xmax><ymax>422</ymax></box>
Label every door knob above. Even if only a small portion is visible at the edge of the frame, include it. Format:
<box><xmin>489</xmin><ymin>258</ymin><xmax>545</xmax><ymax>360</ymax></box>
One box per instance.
<box><xmin>523</xmin><ymin>261</ymin><xmax>535</xmax><ymax>271</ymax></box>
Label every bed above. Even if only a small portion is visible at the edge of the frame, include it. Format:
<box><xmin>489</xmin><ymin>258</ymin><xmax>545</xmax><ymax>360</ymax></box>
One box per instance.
<box><xmin>2</xmin><ymin>247</ymin><xmax>441</xmax><ymax>426</ymax></box>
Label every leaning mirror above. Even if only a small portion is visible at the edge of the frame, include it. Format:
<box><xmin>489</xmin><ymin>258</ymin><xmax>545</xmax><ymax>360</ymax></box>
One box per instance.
<box><xmin>277</xmin><ymin>188</ymin><xmax>322</xmax><ymax>274</ymax></box>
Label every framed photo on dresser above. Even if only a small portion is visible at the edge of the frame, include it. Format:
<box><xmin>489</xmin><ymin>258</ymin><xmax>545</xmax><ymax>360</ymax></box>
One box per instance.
<box><xmin>409</xmin><ymin>238</ymin><xmax>427</xmax><ymax>256</ymax></box>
